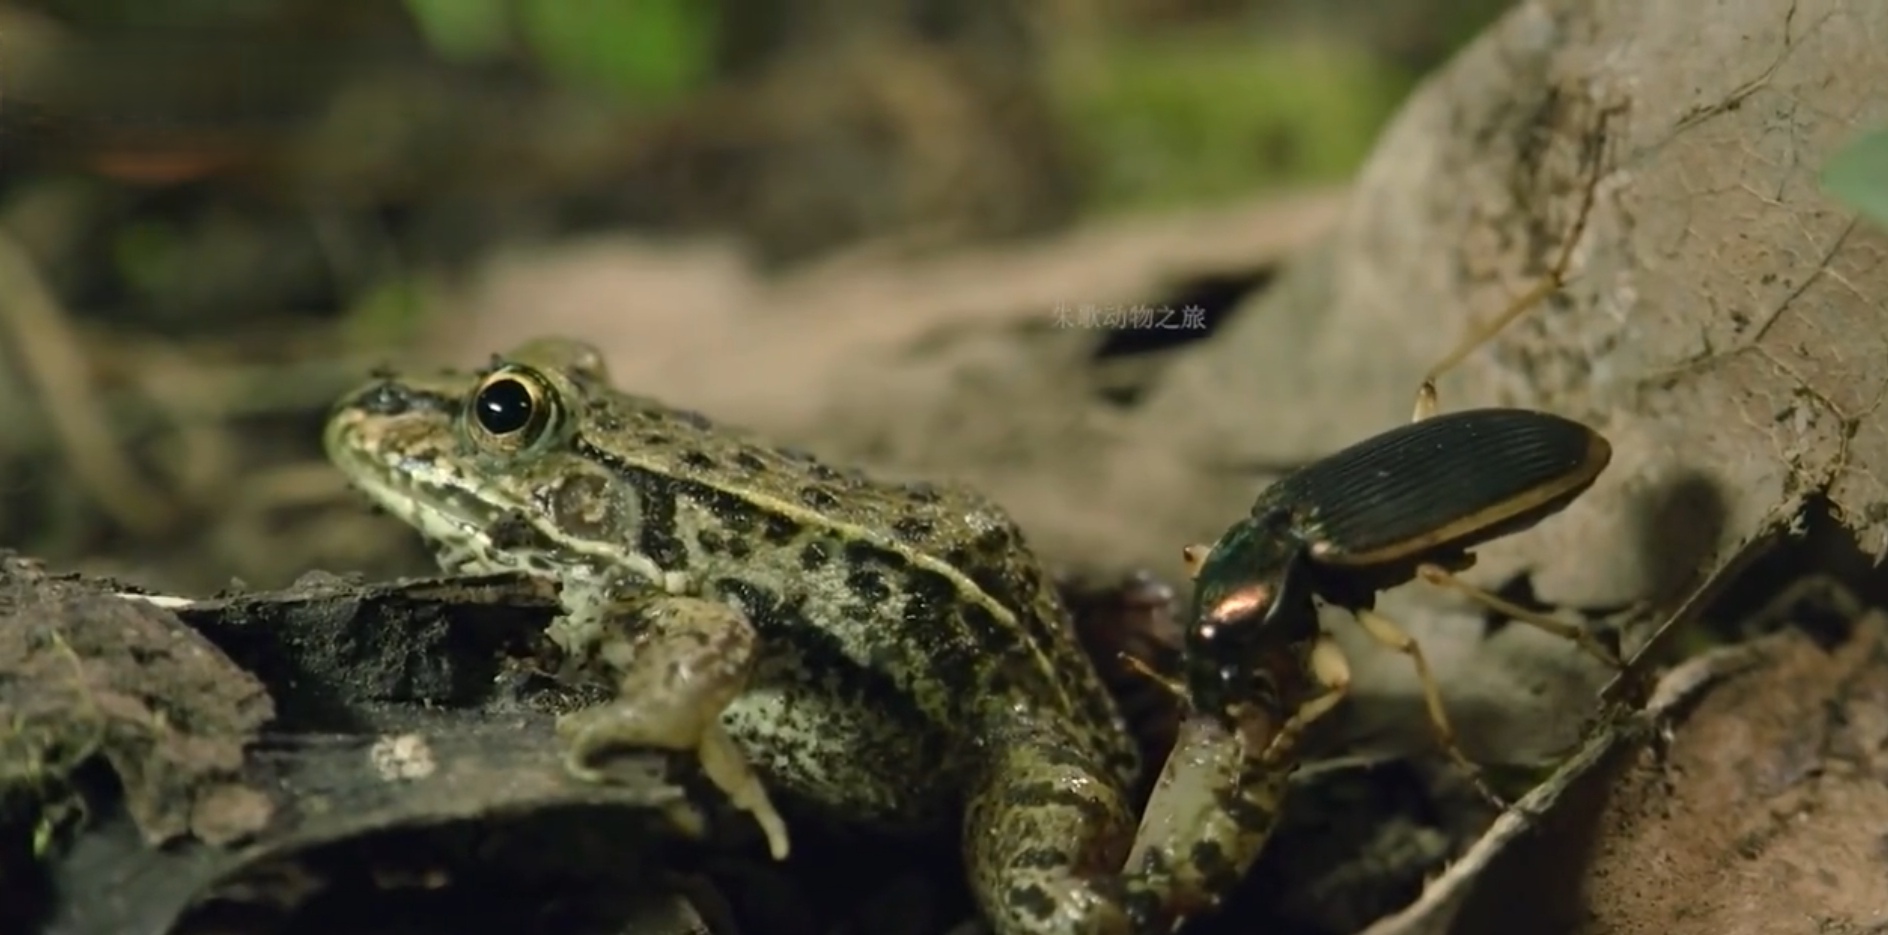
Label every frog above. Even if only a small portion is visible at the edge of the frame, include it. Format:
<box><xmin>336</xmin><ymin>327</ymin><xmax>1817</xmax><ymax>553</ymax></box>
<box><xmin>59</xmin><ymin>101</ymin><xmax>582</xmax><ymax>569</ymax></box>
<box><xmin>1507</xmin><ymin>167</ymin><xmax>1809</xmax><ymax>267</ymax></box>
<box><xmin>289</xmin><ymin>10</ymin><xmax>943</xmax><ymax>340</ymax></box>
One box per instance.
<box><xmin>323</xmin><ymin>337</ymin><xmax>1275</xmax><ymax>935</ymax></box>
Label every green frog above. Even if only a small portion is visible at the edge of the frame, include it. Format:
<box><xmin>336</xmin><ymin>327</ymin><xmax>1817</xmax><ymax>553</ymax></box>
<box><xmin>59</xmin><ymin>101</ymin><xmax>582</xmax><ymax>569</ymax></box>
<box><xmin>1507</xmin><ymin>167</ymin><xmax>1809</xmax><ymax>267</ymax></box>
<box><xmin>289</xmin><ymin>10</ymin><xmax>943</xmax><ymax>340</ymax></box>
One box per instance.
<box><xmin>325</xmin><ymin>337</ymin><xmax>1284</xmax><ymax>934</ymax></box>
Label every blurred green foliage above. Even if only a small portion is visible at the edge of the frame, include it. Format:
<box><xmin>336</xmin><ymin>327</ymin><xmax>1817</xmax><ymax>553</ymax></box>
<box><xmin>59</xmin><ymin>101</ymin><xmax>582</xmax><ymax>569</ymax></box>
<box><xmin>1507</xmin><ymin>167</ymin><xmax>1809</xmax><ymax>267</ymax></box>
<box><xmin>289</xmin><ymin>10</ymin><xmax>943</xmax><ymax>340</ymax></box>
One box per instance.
<box><xmin>404</xmin><ymin>0</ymin><xmax>717</xmax><ymax>103</ymax></box>
<box><xmin>404</xmin><ymin>0</ymin><xmax>512</xmax><ymax>63</ymax></box>
<box><xmin>1822</xmin><ymin>128</ymin><xmax>1888</xmax><ymax>230</ymax></box>
<box><xmin>113</xmin><ymin>219</ymin><xmax>180</xmax><ymax>305</ymax></box>
<box><xmin>1050</xmin><ymin>31</ymin><xmax>1412</xmax><ymax>213</ymax></box>
<box><xmin>342</xmin><ymin>275</ymin><xmax>435</xmax><ymax>349</ymax></box>
<box><xmin>400</xmin><ymin>4</ymin><xmax>1433</xmax><ymax>213</ymax></box>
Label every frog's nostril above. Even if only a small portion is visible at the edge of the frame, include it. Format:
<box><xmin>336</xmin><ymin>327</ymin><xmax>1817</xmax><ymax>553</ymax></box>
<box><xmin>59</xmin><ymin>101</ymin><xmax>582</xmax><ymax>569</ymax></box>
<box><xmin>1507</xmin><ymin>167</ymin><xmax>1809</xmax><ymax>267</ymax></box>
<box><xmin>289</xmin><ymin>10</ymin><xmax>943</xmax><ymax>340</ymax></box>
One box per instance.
<box><xmin>354</xmin><ymin>381</ymin><xmax>414</xmax><ymax>416</ymax></box>
<box><xmin>344</xmin><ymin>382</ymin><xmax>461</xmax><ymax>418</ymax></box>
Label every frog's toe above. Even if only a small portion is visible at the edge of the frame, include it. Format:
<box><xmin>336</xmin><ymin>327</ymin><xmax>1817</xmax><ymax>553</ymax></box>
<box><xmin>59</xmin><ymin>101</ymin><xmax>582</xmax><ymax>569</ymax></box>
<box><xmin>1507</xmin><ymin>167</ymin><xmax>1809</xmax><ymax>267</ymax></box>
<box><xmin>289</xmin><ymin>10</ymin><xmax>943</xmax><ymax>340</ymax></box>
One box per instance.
<box><xmin>561</xmin><ymin>750</ymin><xmax>612</xmax><ymax>785</ymax></box>
<box><xmin>556</xmin><ymin>710</ymin><xmax>622</xmax><ymax>782</ymax></box>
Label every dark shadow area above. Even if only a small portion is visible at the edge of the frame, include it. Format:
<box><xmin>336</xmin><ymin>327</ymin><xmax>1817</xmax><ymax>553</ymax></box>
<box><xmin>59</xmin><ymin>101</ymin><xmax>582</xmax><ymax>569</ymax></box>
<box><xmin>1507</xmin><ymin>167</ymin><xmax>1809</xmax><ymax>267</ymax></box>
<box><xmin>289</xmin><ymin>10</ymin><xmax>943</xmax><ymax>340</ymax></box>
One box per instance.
<box><xmin>1087</xmin><ymin>267</ymin><xmax>1273</xmax><ymax>408</ymax></box>
<box><xmin>1091</xmin><ymin>268</ymin><xmax>1273</xmax><ymax>359</ymax></box>
<box><xmin>1703</xmin><ymin>494</ymin><xmax>1888</xmax><ymax>647</ymax></box>
<box><xmin>1630</xmin><ymin>471</ymin><xmax>1732</xmax><ymax>611</ymax></box>
<box><xmin>171</xmin><ymin>806</ymin><xmax>693</xmax><ymax>935</ymax></box>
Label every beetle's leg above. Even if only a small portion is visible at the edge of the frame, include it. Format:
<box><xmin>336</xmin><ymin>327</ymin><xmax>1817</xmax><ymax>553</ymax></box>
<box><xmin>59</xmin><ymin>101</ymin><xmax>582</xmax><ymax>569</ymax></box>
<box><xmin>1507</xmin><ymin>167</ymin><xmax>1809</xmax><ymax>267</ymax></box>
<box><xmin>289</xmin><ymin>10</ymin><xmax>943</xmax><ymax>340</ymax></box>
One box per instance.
<box><xmin>1181</xmin><ymin>543</ymin><xmax>1212</xmax><ymax>580</ymax></box>
<box><xmin>556</xmin><ymin>594</ymin><xmax>792</xmax><ymax>860</ymax></box>
<box><xmin>1259</xmin><ymin>633</ymin><xmax>1350</xmax><ymax>763</ymax></box>
<box><xmin>1412</xmin><ymin>275</ymin><xmax>1562</xmax><ymax>422</ymax></box>
<box><xmin>1352</xmin><ymin>607</ymin><xmax>1506</xmax><ymax>807</ymax></box>
<box><xmin>1415</xmin><ymin>563</ymin><xmax>1623</xmax><ymax>669</ymax></box>
<box><xmin>1412</xmin><ymin>158</ymin><xmax>1602</xmax><ymax>423</ymax></box>
<box><xmin>1118</xmin><ymin>651</ymin><xmax>1189</xmax><ymax>702</ymax></box>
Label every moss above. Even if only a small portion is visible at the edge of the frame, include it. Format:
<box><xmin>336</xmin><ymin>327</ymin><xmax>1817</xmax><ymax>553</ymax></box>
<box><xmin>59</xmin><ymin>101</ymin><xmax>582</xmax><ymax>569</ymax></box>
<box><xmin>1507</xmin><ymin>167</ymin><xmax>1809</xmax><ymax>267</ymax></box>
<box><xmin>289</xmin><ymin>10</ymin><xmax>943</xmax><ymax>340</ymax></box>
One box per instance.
<box><xmin>405</xmin><ymin>0</ymin><xmax>717</xmax><ymax>104</ymax></box>
<box><xmin>1050</xmin><ymin>30</ymin><xmax>1413</xmax><ymax>214</ymax></box>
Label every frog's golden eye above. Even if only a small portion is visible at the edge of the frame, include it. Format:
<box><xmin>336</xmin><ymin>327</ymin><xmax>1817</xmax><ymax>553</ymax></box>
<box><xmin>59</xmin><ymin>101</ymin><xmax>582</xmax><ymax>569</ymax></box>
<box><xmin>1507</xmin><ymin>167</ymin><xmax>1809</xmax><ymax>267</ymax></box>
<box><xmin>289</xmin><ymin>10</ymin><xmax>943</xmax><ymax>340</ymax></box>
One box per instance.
<box><xmin>468</xmin><ymin>367</ymin><xmax>558</xmax><ymax>451</ymax></box>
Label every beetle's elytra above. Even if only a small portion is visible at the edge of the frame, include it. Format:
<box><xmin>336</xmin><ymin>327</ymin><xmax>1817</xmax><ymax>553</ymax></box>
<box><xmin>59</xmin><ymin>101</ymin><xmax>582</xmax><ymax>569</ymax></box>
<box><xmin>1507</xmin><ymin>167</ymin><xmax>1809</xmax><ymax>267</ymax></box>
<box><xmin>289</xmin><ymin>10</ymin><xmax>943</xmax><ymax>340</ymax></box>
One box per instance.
<box><xmin>1254</xmin><ymin>408</ymin><xmax>1611</xmax><ymax>568</ymax></box>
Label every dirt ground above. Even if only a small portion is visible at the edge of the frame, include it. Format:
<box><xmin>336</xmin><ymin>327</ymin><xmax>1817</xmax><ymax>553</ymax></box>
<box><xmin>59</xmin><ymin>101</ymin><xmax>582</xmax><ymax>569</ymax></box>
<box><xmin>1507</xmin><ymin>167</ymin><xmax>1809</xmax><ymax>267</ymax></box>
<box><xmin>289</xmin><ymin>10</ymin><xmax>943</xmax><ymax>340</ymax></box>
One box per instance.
<box><xmin>1578</xmin><ymin>610</ymin><xmax>1888</xmax><ymax>935</ymax></box>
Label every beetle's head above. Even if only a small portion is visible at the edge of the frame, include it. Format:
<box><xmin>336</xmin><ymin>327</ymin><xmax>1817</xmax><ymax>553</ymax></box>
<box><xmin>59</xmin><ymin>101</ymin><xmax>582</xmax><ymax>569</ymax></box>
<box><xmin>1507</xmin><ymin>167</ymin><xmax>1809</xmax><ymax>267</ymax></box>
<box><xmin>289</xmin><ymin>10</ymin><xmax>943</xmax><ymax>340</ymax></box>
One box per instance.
<box><xmin>1183</xmin><ymin>508</ymin><xmax>1320</xmax><ymax>720</ymax></box>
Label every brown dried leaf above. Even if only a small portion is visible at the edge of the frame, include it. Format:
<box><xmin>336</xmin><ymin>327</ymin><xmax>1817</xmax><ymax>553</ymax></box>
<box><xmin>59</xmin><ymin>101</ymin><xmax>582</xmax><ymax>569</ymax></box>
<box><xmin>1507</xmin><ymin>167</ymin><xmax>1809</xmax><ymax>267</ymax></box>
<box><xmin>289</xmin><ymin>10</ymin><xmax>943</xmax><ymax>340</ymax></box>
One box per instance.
<box><xmin>1146</xmin><ymin>0</ymin><xmax>1888</xmax><ymax>613</ymax></box>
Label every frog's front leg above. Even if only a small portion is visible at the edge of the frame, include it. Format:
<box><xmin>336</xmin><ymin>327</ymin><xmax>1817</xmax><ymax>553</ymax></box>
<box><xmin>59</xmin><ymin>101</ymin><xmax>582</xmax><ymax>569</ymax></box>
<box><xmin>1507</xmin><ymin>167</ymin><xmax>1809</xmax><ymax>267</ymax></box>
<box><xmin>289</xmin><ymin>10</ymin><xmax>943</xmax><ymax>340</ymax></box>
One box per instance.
<box><xmin>554</xmin><ymin>593</ymin><xmax>792</xmax><ymax>860</ymax></box>
<box><xmin>964</xmin><ymin>715</ymin><xmax>1147</xmax><ymax>935</ymax></box>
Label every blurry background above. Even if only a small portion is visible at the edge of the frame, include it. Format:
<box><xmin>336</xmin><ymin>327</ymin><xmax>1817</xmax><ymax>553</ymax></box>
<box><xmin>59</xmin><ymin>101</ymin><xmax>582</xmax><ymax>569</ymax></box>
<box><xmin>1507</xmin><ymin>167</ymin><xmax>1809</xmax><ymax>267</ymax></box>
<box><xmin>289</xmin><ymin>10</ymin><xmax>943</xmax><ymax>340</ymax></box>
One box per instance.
<box><xmin>0</xmin><ymin>0</ymin><xmax>1514</xmax><ymax>593</ymax></box>
<box><xmin>17</xmin><ymin>8</ymin><xmax>1888</xmax><ymax>935</ymax></box>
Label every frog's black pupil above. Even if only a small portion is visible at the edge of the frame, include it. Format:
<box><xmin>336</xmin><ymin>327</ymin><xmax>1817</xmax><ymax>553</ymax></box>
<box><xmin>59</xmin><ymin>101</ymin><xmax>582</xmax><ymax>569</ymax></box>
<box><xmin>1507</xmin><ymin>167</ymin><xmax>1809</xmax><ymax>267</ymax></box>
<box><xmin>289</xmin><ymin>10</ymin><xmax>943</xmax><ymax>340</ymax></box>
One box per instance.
<box><xmin>474</xmin><ymin>378</ymin><xmax>536</xmax><ymax>434</ymax></box>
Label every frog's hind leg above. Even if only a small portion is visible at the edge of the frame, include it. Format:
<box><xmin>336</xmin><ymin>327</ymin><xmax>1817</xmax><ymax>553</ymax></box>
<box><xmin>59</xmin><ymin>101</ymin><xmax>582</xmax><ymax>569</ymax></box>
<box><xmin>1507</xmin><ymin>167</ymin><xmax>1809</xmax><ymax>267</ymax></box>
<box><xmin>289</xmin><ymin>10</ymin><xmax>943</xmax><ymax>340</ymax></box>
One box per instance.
<box><xmin>967</xmin><ymin>709</ymin><xmax>1310</xmax><ymax>933</ymax></box>
<box><xmin>963</xmin><ymin>714</ymin><xmax>1145</xmax><ymax>935</ymax></box>
<box><xmin>1122</xmin><ymin>710</ymin><xmax>1301</xmax><ymax>925</ymax></box>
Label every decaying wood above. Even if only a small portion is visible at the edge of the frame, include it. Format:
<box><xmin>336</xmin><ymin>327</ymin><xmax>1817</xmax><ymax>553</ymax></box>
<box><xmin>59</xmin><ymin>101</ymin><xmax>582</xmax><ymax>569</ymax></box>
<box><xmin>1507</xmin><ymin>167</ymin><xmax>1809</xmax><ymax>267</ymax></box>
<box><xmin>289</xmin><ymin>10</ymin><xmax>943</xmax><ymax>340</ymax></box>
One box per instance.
<box><xmin>1</xmin><ymin>558</ymin><xmax>706</xmax><ymax>935</ymax></box>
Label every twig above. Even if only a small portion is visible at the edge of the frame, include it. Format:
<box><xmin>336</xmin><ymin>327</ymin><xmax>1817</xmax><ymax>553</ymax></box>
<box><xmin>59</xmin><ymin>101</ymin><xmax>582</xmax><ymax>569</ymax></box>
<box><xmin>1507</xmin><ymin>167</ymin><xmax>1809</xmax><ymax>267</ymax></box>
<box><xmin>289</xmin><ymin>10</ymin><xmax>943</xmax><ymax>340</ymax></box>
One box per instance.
<box><xmin>0</xmin><ymin>228</ymin><xmax>175</xmax><ymax>534</ymax></box>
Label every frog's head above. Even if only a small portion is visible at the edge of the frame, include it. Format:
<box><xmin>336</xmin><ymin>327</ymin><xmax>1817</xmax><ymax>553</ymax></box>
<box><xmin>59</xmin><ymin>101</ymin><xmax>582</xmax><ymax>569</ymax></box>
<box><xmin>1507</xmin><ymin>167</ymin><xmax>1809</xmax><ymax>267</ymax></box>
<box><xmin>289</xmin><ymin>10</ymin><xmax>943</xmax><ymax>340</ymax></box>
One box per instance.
<box><xmin>1182</xmin><ymin>508</ymin><xmax>1320</xmax><ymax>722</ymax></box>
<box><xmin>324</xmin><ymin>337</ymin><xmax>673</xmax><ymax>586</ymax></box>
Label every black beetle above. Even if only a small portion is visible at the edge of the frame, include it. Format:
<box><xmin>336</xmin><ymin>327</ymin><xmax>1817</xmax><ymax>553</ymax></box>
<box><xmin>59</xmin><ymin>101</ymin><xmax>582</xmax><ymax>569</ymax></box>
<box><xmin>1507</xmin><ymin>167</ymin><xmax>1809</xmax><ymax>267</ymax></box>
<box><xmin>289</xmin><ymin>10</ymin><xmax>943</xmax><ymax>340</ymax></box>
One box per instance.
<box><xmin>1173</xmin><ymin>169</ymin><xmax>1621</xmax><ymax>798</ymax></box>
<box><xmin>1182</xmin><ymin>408</ymin><xmax>1616</xmax><ymax>788</ymax></box>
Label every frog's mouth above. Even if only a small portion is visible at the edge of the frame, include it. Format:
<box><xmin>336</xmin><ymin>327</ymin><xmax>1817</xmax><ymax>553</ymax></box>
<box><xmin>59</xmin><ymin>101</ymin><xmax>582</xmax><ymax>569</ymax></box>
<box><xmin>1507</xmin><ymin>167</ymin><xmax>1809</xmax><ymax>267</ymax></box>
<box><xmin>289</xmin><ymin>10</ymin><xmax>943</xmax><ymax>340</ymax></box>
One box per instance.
<box><xmin>325</xmin><ymin>387</ymin><xmax>684</xmax><ymax>590</ymax></box>
<box><xmin>325</xmin><ymin>413</ymin><xmax>524</xmax><ymax>560</ymax></box>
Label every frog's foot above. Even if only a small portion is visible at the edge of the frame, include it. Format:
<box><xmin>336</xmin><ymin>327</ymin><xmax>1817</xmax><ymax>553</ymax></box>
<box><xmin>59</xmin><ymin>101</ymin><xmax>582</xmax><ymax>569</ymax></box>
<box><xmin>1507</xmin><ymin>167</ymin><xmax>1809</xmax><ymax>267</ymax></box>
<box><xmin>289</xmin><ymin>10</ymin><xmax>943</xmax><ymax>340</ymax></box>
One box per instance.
<box><xmin>555</xmin><ymin>595</ymin><xmax>792</xmax><ymax>860</ymax></box>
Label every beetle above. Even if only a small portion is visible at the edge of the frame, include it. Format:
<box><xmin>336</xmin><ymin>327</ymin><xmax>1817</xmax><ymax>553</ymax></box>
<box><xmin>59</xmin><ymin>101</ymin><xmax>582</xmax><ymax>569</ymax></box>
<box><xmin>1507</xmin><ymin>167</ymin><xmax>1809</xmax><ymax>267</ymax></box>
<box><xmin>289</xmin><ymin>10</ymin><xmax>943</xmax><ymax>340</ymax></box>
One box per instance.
<box><xmin>1109</xmin><ymin>240</ymin><xmax>1619</xmax><ymax>933</ymax></box>
<box><xmin>1103</xmin><ymin>405</ymin><xmax>1616</xmax><ymax>920</ymax></box>
<box><xmin>1172</xmin><ymin>167</ymin><xmax>1622</xmax><ymax>800</ymax></box>
<box><xmin>1103</xmin><ymin>129</ymin><xmax>1621</xmax><ymax>935</ymax></box>
<box><xmin>1181</xmin><ymin>406</ymin><xmax>1617</xmax><ymax>790</ymax></box>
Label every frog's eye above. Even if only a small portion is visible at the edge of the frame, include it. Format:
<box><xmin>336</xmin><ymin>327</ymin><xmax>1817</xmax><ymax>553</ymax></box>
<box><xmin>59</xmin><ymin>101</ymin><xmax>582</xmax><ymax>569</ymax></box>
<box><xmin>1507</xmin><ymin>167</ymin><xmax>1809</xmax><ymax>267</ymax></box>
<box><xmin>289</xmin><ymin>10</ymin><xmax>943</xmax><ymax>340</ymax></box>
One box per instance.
<box><xmin>468</xmin><ymin>367</ymin><xmax>558</xmax><ymax>451</ymax></box>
